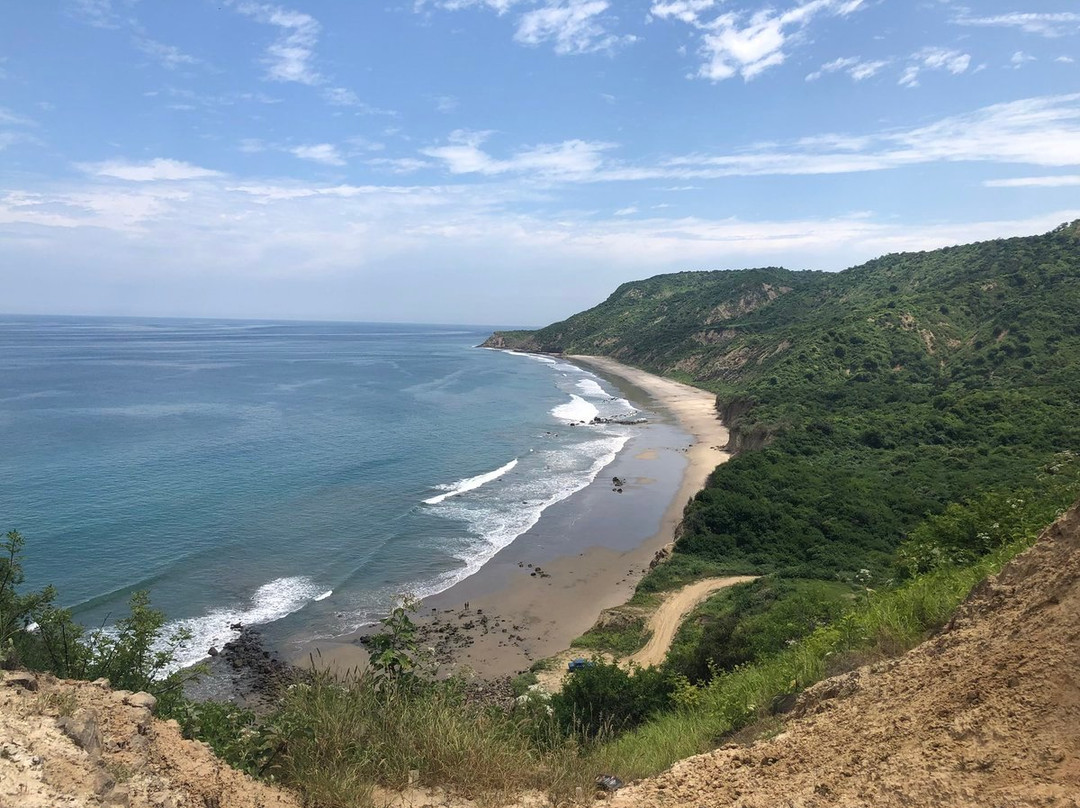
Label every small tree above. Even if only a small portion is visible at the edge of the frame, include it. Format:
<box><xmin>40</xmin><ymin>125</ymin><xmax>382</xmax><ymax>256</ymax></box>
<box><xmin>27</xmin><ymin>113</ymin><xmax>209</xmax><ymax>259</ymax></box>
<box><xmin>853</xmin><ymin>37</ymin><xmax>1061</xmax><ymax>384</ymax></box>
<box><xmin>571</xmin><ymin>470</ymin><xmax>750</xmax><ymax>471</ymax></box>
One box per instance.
<box><xmin>366</xmin><ymin>596</ymin><xmax>423</xmax><ymax>686</ymax></box>
<box><xmin>0</xmin><ymin>530</ymin><xmax>60</xmax><ymax>669</ymax></box>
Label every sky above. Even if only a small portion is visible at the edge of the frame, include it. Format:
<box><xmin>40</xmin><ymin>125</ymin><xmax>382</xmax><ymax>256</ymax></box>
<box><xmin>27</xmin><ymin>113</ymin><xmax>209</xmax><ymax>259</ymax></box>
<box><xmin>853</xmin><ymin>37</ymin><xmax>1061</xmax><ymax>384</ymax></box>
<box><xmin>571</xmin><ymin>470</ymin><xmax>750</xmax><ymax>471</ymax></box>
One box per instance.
<box><xmin>1</xmin><ymin>1</ymin><xmax>1078</xmax><ymax>325</ymax></box>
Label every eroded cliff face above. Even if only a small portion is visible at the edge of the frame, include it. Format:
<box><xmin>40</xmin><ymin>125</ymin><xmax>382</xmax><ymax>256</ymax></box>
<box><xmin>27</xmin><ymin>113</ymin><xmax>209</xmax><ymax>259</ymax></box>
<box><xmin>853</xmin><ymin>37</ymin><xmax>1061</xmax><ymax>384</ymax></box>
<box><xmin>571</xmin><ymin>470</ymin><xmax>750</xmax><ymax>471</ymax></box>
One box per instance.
<box><xmin>609</xmin><ymin>501</ymin><xmax>1080</xmax><ymax>808</ymax></box>
<box><xmin>0</xmin><ymin>673</ymin><xmax>300</xmax><ymax>808</ymax></box>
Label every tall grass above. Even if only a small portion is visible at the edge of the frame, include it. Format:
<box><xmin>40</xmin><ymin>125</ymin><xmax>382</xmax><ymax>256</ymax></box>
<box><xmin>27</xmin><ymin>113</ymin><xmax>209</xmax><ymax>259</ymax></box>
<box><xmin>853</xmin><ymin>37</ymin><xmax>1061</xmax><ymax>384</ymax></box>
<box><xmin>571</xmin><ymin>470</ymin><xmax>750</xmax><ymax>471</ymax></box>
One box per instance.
<box><xmin>260</xmin><ymin>669</ymin><xmax>593</xmax><ymax>807</ymax></box>
<box><xmin>588</xmin><ymin>534</ymin><xmax>1035</xmax><ymax>781</ymax></box>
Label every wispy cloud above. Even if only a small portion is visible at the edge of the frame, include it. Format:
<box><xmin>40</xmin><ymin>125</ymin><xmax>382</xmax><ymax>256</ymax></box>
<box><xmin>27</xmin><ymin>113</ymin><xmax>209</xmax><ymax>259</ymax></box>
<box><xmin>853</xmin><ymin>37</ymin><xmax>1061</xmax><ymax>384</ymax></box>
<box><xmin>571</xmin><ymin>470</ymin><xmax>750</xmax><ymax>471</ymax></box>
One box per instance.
<box><xmin>985</xmin><ymin>175</ymin><xmax>1080</xmax><ymax>188</ymax></box>
<box><xmin>68</xmin><ymin>0</ymin><xmax>127</xmax><ymax>29</ymax></box>
<box><xmin>0</xmin><ymin>107</ymin><xmax>37</xmax><ymax>127</ymax></box>
<box><xmin>422</xmin><ymin>130</ymin><xmax>615</xmax><ymax>179</ymax></box>
<box><xmin>1011</xmin><ymin>51</ymin><xmax>1036</xmax><ymax>69</ymax></box>
<box><xmin>79</xmin><ymin>158</ymin><xmax>223</xmax><ymax>182</ymax></box>
<box><xmin>953</xmin><ymin>12</ymin><xmax>1080</xmax><ymax>38</ymax></box>
<box><xmin>134</xmin><ymin>37</ymin><xmax>202</xmax><ymax>69</ymax></box>
<box><xmin>232</xmin><ymin>2</ymin><xmax>323</xmax><ymax>85</ymax></box>
<box><xmin>898</xmin><ymin>47</ymin><xmax>970</xmax><ymax>88</ymax></box>
<box><xmin>650</xmin><ymin>0</ymin><xmax>867</xmax><ymax>81</ymax></box>
<box><xmin>3</xmin><ymin>168</ymin><xmax>1076</xmax><ymax>323</ymax></box>
<box><xmin>291</xmin><ymin>144</ymin><xmax>346</xmax><ymax>166</ymax></box>
<box><xmin>422</xmin><ymin>0</ymin><xmax>632</xmax><ymax>55</ymax></box>
<box><xmin>515</xmin><ymin>0</ymin><xmax>633</xmax><ymax>54</ymax></box>
<box><xmin>806</xmin><ymin>55</ymin><xmax>889</xmax><ymax>82</ymax></box>
<box><xmin>417</xmin><ymin>94</ymin><xmax>1080</xmax><ymax>184</ymax></box>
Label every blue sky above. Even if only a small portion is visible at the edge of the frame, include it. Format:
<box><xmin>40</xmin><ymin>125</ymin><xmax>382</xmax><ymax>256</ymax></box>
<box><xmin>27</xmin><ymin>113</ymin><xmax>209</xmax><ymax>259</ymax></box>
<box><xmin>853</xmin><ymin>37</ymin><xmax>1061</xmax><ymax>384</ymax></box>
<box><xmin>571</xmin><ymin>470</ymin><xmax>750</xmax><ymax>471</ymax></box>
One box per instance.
<box><xmin>1</xmin><ymin>1</ymin><xmax>1078</xmax><ymax>324</ymax></box>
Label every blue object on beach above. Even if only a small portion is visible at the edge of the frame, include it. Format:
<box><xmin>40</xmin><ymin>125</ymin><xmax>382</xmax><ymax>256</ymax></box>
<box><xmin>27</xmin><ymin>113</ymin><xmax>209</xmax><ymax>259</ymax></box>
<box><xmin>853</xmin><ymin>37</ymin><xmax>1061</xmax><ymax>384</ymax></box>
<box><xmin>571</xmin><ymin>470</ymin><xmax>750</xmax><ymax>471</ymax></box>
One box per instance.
<box><xmin>568</xmin><ymin>658</ymin><xmax>593</xmax><ymax>672</ymax></box>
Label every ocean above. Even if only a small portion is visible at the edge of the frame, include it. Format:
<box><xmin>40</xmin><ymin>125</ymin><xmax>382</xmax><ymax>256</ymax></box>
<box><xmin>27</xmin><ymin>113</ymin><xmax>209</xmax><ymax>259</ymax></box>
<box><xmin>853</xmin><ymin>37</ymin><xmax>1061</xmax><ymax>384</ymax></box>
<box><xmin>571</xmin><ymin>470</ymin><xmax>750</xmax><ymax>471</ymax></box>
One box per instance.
<box><xmin>0</xmin><ymin>315</ymin><xmax>656</xmax><ymax>669</ymax></box>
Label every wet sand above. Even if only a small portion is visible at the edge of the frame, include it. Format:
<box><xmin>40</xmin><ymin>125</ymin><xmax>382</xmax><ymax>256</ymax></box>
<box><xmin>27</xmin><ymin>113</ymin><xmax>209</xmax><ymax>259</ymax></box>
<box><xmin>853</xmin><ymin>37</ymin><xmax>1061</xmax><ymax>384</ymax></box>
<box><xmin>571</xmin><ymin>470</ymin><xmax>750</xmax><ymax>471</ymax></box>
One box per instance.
<box><xmin>295</xmin><ymin>355</ymin><xmax>731</xmax><ymax>679</ymax></box>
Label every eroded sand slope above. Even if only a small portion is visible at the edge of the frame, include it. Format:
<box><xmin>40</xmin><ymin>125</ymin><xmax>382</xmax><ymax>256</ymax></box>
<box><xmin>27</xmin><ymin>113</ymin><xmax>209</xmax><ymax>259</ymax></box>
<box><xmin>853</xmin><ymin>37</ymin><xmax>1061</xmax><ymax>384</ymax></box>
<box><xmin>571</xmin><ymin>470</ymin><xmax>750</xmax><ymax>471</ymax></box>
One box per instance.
<box><xmin>0</xmin><ymin>673</ymin><xmax>299</xmax><ymax>808</ymax></box>
<box><xmin>610</xmin><ymin>502</ymin><xmax>1080</xmax><ymax>808</ymax></box>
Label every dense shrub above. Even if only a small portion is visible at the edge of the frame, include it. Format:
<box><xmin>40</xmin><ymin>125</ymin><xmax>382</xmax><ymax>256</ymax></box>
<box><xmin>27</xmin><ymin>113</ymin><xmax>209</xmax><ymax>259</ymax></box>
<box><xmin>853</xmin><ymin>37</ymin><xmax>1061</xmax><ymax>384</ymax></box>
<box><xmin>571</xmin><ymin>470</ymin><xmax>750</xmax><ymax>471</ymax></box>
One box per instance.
<box><xmin>552</xmin><ymin>661</ymin><xmax>673</xmax><ymax>740</ymax></box>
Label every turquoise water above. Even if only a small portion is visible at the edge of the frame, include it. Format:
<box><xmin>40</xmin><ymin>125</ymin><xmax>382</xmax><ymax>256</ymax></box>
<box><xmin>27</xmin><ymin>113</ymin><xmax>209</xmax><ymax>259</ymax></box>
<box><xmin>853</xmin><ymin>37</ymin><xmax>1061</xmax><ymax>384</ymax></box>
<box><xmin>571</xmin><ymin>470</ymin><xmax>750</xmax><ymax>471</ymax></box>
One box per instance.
<box><xmin>0</xmin><ymin>316</ymin><xmax>641</xmax><ymax>667</ymax></box>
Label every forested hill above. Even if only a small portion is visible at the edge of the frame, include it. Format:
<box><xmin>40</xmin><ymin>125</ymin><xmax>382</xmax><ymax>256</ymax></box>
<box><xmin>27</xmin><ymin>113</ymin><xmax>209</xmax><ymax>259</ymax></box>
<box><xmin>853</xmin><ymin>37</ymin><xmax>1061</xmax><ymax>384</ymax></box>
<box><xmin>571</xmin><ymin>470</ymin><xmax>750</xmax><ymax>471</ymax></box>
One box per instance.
<box><xmin>485</xmin><ymin>221</ymin><xmax>1080</xmax><ymax>582</ymax></box>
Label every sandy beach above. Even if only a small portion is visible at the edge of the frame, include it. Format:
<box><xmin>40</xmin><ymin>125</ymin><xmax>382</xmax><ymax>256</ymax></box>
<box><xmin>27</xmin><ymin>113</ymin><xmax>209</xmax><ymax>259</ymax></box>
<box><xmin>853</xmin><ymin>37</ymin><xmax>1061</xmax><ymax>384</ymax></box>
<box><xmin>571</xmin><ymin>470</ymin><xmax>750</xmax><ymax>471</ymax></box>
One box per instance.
<box><xmin>297</xmin><ymin>354</ymin><xmax>731</xmax><ymax>680</ymax></box>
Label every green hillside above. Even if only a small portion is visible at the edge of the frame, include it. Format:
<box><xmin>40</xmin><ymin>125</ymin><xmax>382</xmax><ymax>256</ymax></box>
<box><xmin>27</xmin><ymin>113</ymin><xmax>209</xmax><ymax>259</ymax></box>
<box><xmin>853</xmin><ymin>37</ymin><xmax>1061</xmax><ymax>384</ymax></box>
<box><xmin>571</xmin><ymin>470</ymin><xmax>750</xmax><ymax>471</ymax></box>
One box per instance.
<box><xmin>485</xmin><ymin>221</ymin><xmax>1080</xmax><ymax>582</ymax></box>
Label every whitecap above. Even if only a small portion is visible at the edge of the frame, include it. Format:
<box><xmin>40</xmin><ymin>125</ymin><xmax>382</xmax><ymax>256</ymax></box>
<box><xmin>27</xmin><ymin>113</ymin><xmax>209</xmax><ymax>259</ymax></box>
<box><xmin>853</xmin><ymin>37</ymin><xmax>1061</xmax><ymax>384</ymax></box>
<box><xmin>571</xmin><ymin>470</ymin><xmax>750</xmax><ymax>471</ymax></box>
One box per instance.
<box><xmin>576</xmin><ymin>379</ymin><xmax>610</xmax><ymax>398</ymax></box>
<box><xmin>412</xmin><ymin>433</ymin><xmax>631</xmax><ymax>600</ymax></box>
<box><xmin>424</xmin><ymin>458</ymin><xmax>519</xmax><ymax>505</ymax></box>
<box><xmin>162</xmin><ymin>575</ymin><xmax>326</xmax><ymax>672</ymax></box>
<box><xmin>551</xmin><ymin>394</ymin><xmax>599</xmax><ymax>424</ymax></box>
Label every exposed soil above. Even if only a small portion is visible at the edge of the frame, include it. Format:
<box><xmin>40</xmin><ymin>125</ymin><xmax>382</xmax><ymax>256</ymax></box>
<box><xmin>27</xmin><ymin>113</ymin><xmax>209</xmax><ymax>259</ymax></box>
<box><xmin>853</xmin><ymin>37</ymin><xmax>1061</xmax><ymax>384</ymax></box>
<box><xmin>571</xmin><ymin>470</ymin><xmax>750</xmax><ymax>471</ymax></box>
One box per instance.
<box><xmin>609</xmin><ymin>501</ymin><xmax>1080</xmax><ymax>808</ymax></box>
<box><xmin>0</xmin><ymin>673</ymin><xmax>300</xmax><ymax>808</ymax></box>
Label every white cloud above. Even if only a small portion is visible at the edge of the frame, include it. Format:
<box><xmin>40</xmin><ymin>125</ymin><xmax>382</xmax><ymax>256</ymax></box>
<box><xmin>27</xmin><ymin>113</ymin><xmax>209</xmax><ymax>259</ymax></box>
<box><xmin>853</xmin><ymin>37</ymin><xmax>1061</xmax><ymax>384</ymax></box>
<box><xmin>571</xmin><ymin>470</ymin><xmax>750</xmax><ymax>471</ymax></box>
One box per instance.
<box><xmin>515</xmin><ymin>0</ymin><xmax>633</xmax><ymax>55</ymax></box>
<box><xmin>3</xmin><ymin>167</ymin><xmax>1077</xmax><ymax>323</ymax></box>
<box><xmin>651</xmin><ymin>0</ymin><xmax>867</xmax><ymax>81</ymax></box>
<box><xmin>648</xmin><ymin>0</ymin><xmax>717</xmax><ymax>26</ymax></box>
<box><xmin>291</xmin><ymin>144</ymin><xmax>346</xmax><ymax>166</ymax></box>
<box><xmin>79</xmin><ymin>158</ymin><xmax>223</xmax><ymax>182</ymax></box>
<box><xmin>899</xmin><ymin>47</ymin><xmax>970</xmax><ymax>88</ymax></box>
<box><xmin>368</xmin><ymin>157</ymin><xmax>435</xmax><ymax>174</ymax></box>
<box><xmin>806</xmin><ymin>55</ymin><xmax>888</xmax><ymax>81</ymax></box>
<box><xmin>1011</xmin><ymin>51</ymin><xmax>1037</xmax><ymax>68</ymax></box>
<box><xmin>953</xmin><ymin>12</ymin><xmax>1080</xmax><ymax>38</ymax></box>
<box><xmin>985</xmin><ymin>175</ymin><xmax>1080</xmax><ymax>188</ymax></box>
<box><xmin>1058</xmin><ymin>56</ymin><xmax>1076</xmax><ymax>64</ymax></box>
<box><xmin>427</xmin><ymin>0</ymin><xmax>524</xmax><ymax>13</ymax></box>
<box><xmin>232</xmin><ymin>2</ymin><xmax>323</xmax><ymax>85</ymax></box>
<box><xmin>134</xmin><ymin>37</ymin><xmax>202</xmax><ymax>69</ymax></box>
<box><xmin>422</xmin><ymin>130</ymin><xmax>615</xmax><ymax>179</ymax></box>
<box><xmin>413</xmin><ymin>94</ymin><xmax>1080</xmax><ymax>185</ymax></box>
<box><xmin>422</xmin><ymin>0</ymin><xmax>632</xmax><ymax>55</ymax></box>
<box><xmin>613</xmin><ymin>205</ymin><xmax>638</xmax><ymax>215</ymax></box>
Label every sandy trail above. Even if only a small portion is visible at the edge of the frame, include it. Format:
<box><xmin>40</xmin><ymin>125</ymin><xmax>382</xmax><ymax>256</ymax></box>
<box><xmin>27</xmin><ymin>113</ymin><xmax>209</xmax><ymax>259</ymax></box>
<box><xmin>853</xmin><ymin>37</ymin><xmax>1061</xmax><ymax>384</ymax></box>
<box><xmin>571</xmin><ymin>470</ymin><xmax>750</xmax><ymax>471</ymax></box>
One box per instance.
<box><xmin>629</xmin><ymin>576</ymin><xmax>758</xmax><ymax>668</ymax></box>
<box><xmin>534</xmin><ymin>575</ymin><xmax>756</xmax><ymax>691</ymax></box>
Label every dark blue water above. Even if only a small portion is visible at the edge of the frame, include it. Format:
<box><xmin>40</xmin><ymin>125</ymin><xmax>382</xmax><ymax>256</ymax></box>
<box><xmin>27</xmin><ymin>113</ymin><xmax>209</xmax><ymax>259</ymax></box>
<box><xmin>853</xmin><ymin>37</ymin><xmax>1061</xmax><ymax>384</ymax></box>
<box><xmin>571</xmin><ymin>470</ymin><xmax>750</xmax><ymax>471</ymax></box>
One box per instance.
<box><xmin>0</xmin><ymin>316</ymin><xmax>638</xmax><ymax>666</ymax></box>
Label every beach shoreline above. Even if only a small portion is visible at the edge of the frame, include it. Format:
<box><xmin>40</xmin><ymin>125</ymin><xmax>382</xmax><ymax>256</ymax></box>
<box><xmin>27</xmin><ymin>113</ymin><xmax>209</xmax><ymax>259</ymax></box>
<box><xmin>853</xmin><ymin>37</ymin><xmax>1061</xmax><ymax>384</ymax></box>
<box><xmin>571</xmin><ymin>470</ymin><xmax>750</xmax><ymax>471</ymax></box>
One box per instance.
<box><xmin>294</xmin><ymin>354</ymin><xmax>731</xmax><ymax>680</ymax></box>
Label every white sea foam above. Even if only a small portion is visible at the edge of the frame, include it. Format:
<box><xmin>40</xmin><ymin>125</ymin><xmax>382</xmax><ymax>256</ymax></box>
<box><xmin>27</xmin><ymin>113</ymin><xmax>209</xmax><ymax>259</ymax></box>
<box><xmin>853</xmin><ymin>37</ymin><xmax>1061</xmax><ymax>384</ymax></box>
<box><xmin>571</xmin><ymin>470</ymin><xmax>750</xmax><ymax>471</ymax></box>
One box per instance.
<box><xmin>505</xmin><ymin>350</ymin><xmax>557</xmax><ymax>365</ymax></box>
<box><xmin>423</xmin><ymin>458</ymin><xmax>519</xmax><ymax>505</ymax></box>
<box><xmin>415</xmin><ymin>433</ymin><xmax>631</xmax><ymax>600</ymax></box>
<box><xmin>551</xmin><ymin>394</ymin><xmax>599</xmax><ymax>424</ymax></box>
<box><xmin>314</xmin><ymin>589</ymin><xmax>333</xmax><ymax>602</ymax></box>
<box><xmin>576</xmin><ymin>379</ymin><xmax>610</xmax><ymax>398</ymax></box>
<box><xmin>163</xmin><ymin>575</ymin><xmax>326</xmax><ymax>672</ymax></box>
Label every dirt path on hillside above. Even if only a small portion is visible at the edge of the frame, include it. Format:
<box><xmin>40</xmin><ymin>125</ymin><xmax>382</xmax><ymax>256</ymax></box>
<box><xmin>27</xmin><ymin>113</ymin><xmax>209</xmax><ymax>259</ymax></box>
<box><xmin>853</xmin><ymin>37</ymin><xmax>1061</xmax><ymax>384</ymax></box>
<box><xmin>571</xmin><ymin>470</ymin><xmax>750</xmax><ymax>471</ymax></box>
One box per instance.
<box><xmin>535</xmin><ymin>576</ymin><xmax>756</xmax><ymax>691</ymax></box>
<box><xmin>629</xmin><ymin>576</ymin><xmax>758</xmax><ymax>668</ymax></box>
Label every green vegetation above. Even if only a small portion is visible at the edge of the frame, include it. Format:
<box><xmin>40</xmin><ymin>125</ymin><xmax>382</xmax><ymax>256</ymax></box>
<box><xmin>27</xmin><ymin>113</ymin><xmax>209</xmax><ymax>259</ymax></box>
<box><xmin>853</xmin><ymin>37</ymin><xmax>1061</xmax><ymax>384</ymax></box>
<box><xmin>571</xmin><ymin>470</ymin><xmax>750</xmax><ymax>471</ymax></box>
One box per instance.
<box><xmin>571</xmin><ymin>613</ymin><xmax>651</xmax><ymax>656</ymax></box>
<box><xmin>493</xmin><ymin>220</ymin><xmax>1080</xmax><ymax>583</ymax></box>
<box><xmin>665</xmin><ymin>577</ymin><xmax>852</xmax><ymax>683</ymax></box>
<box><xmin>1</xmin><ymin>529</ymin><xmax>193</xmax><ymax>711</ymax></box>
<box><xmin>7</xmin><ymin>224</ymin><xmax>1080</xmax><ymax>805</ymax></box>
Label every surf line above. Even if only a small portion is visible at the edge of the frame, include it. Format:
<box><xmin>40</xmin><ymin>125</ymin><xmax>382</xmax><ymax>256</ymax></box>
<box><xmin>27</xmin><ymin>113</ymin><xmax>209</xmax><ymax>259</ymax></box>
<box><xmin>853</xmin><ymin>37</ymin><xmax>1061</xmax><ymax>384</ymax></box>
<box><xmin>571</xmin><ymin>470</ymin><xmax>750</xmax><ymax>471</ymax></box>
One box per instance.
<box><xmin>423</xmin><ymin>458</ymin><xmax>519</xmax><ymax>505</ymax></box>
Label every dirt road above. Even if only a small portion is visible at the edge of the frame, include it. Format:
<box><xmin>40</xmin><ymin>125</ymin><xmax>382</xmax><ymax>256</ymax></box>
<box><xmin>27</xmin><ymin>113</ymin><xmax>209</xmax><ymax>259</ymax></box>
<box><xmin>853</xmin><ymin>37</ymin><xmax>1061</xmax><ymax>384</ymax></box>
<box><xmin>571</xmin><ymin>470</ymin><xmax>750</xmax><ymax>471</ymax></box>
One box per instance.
<box><xmin>535</xmin><ymin>575</ymin><xmax>756</xmax><ymax>691</ymax></box>
<box><xmin>628</xmin><ymin>576</ymin><xmax>758</xmax><ymax>668</ymax></box>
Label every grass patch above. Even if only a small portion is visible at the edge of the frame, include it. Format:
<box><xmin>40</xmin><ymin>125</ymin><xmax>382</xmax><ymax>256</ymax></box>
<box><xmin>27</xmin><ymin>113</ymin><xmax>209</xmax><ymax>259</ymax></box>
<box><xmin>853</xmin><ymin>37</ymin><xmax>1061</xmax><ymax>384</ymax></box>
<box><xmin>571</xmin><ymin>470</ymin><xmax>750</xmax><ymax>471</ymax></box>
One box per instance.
<box><xmin>571</xmin><ymin>616</ymin><xmax>652</xmax><ymax>657</ymax></box>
